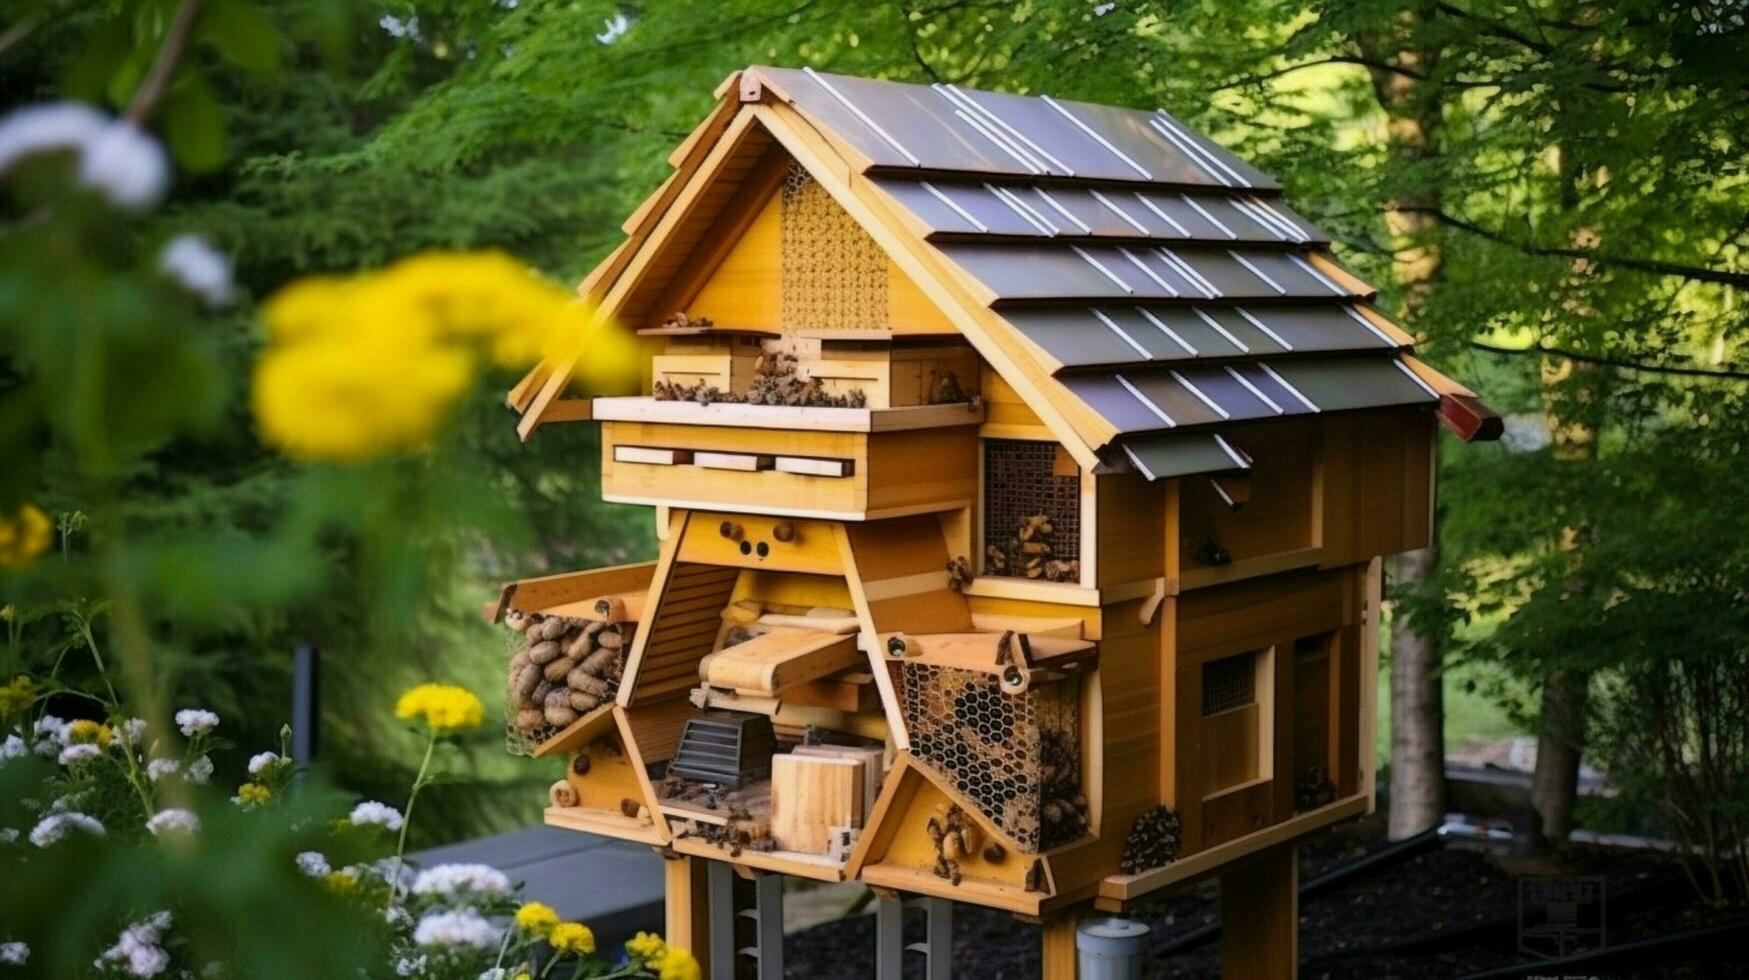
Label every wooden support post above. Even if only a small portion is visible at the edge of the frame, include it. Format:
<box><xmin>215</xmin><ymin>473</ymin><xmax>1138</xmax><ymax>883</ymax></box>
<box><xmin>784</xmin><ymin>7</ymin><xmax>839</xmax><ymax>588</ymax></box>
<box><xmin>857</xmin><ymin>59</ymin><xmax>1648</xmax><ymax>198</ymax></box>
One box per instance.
<box><xmin>1042</xmin><ymin>914</ymin><xmax>1079</xmax><ymax>980</ymax></box>
<box><xmin>1220</xmin><ymin>844</ymin><xmax>1298</xmax><ymax>980</ymax></box>
<box><xmin>664</xmin><ymin>855</ymin><xmax>712</xmax><ymax>980</ymax></box>
<box><xmin>752</xmin><ymin>873</ymin><xmax>784</xmax><ymax>980</ymax></box>
<box><xmin>921</xmin><ymin>898</ymin><xmax>952</xmax><ymax>980</ymax></box>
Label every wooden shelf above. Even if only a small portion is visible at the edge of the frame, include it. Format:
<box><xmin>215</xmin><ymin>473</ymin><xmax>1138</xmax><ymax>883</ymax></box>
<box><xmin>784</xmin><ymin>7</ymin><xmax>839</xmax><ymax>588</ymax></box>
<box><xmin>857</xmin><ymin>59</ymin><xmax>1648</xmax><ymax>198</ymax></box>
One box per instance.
<box><xmin>882</xmin><ymin>630</ymin><xmax>1094</xmax><ymax>672</ymax></box>
<box><xmin>860</xmin><ymin>861</ymin><xmax>1046</xmax><ymax>916</ymax></box>
<box><xmin>544</xmin><ymin>805</ymin><xmax>668</xmax><ymax>846</ymax></box>
<box><xmin>667</xmin><ymin>833</ymin><xmax>849</xmax><ymax>882</ymax></box>
<box><xmin>593</xmin><ymin>397</ymin><xmax>985</xmax><ymax>433</ymax></box>
<box><xmin>959</xmin><ymin>576</ymin><xmax>1102</xmax><ymax>608</ymax></box>
<box><xmin>1179</xmin><ymin>546</ymin><xmax>1323</xmax><ymax>591</ymax></box>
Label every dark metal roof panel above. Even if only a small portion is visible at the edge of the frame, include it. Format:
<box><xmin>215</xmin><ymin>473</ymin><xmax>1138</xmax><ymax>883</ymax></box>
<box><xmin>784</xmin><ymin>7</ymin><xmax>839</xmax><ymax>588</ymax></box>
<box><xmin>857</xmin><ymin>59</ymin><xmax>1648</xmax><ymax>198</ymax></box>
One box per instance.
<box><xmin>1118</xmin><ymin>431</ymin><xmax>1252</xmax><ymax>481</ymax></box>
<box><xmin>1071</xmin><ymin>357</ymin><xmax>1435</xmax><ymax>436</ymax></box>
<box><xmin>939</xmin><ymin>244</ymin><xmax>1364</xmax><ymax>302</ymax></box>
<box><xmin>757</xmin><ymin>67</ymin><xmax>1280</xmax><ymax>190</ymax></box>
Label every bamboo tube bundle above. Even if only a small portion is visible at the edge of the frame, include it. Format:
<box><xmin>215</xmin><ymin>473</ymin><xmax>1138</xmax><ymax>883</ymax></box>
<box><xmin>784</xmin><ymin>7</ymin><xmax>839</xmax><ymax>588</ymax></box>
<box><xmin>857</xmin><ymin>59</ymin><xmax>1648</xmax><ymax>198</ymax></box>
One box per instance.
<box><xmin>503</xmin><ymin>609</ymin><xmax>636</xmax><ymax>751</ymax></box>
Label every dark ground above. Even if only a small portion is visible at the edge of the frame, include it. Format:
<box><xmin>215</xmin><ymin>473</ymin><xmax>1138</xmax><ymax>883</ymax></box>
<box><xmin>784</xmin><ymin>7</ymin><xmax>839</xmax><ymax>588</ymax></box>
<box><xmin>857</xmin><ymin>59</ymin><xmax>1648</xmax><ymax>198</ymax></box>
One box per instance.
<box><xmin>783</xmin><ymin>814</ymin><xmax>1749</xmax><ymax>978</ymax></box>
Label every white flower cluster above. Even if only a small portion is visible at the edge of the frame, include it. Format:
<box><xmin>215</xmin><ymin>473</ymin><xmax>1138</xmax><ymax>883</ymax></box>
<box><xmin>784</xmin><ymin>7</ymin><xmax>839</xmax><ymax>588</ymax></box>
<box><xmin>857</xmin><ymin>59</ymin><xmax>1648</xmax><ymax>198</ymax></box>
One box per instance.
<box><xmin>33</xmin><ymin>716</ymin><xmax>68</xmax><ymax>755</ymax></box>
<box><xmin>29</xmin><ymin>811</ymin><xmax>105</xmax><ymax>847</ymax></box>
<box><xmin>146</xmin><ymin>758</ymin><xmax>181</xmax><ymax>782</ymax></box>
<box><xmin>295</xmin><ymin>851</ymin><xmax>330</xmax><ymax>878</ymax></box>
<box><xmin>158</xmin><ymin>235</ymin><xmax>234</xmax><ymax>308</ymax></box>
<box><xmin>173</xmin><ymin>709</ymin><xmax>219</xmax><ymax>737</ymax></box>
<box><xmin>0</xmin><ymin>734</ymin><xmax>24</xmax><ymax>761</ymax></box>
<box><xmin>246</xmin><ymin>750</ymin><xmax>283</xmax><ymax>776</ymax></box>
<box><xmin>145</xmin><ymin>808</ymin><xmax>200</xmax><ymax>838</ymax></box>
<box><xmin>410</xmin><ymin>910</ymin><xmax>500</xmax><ymax>950</ymax></box>
<box><xmin>96</xmin><ymin>911</ymin><xmax>173</xmax><ymax>978</ymax></box>
<box><xmin>395</xmin><ymin>954</ymin><xmax>427</xmax><ymax>976</ymax></box>
<box><xmin>117</xmin><ymin>718</ymin><xmax>148</xmax><ymax>746</ymax></box>
<box><xmin>0</xmin><ymin>102</ymin><xmax>168</xmax><ymax>211</ymax></box>
<box><xmin>184</xmin><ymin>755</ymin><xmax>213</xmax><ymax>785</ymax></box>
<box><xmin>349</xmin><ymin>800</ymin><xmax>404</xmax><ymax>831</ymax></box>
<box><xmin>410</xmin><ymin>863</ymin><xmax>512</xmax><ymax>899</ymax></box>
<box><xmin>0</xmin><ymin>941</ymin><xmax>27</xmax><ymax>966</ymax></box>
<box><xmin>58</xmin><ymin>742</ymin><xmax>102</xmax><ymax>766</ymax></box>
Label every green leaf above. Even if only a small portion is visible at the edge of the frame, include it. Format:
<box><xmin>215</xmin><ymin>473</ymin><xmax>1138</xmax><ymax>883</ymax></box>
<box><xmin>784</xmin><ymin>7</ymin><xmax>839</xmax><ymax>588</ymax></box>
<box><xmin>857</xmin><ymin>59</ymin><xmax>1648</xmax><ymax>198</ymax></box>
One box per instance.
<box><xmin>198</xmin><ymin>0</ymin><xmax>284</xmax><ymax>74</ymax></box>
<box><xmin>160</xmin><ymin>70</ymin><xmax>228</xmax><ymax>171</ymax></box>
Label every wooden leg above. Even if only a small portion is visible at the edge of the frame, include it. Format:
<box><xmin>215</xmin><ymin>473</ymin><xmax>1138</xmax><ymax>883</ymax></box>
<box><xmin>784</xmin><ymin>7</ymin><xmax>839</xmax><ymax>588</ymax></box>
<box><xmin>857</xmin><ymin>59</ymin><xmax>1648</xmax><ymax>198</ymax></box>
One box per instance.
<box><xmin>664</xmin><ymin>855</ymin><xmax>712</xmax><ymax>980</ymax></box>
<box><xmin>1042</xmin><ymin>914</ymin><xmax>1079</xmax><ymax>980</ymax></box>
<box><xmin>1220</xmin><ymin>844</ymin><xmax>1298</xmax><ymax>980</ymax></box>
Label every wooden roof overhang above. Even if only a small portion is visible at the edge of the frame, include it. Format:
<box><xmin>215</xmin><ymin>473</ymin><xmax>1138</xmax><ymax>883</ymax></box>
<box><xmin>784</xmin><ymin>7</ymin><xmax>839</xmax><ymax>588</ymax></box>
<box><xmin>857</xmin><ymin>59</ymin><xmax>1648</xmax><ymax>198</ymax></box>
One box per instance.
<box><xmin>513</xmin><ymin>65</ymin><xmax>1501</xmax><ymax>476</ymax></box>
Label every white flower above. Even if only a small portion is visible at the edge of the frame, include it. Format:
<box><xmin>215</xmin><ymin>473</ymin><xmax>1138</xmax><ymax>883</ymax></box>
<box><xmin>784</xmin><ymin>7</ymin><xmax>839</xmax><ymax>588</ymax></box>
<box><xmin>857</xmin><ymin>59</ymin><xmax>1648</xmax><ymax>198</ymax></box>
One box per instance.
<box><xmin>394</xmin><ymin>954</ymin><xmax>426</xmax><ymax>976</ymax></box>
<box><xmin>295</xmin><ymin>851</ymin><xmax>330</xmax><ymax>878</ymax></box>
<box><xmin>0</xmin><ymin>734</ymin><xmax>23</xmax><ymax>761</ymax></box>
<box><xmin>411</xmin><ymin>910</ymin><xmax>500</xmax><ymax>950</ymax></box>
<box><xmin>146</xmin><ymin>758</ymin><xmax>180</xmax><ymax>782</ymax></box>
<box><xmin>0</xmin><ymin>103</ymin><xmax>107</xmax><ymax>174</ymax></box>
<box><xmin>33</xmin><ymin>715</ymin><xmax>68</xmax><ymax>746</ymax></box>
<box><xmin>158</xmin><ymin>235</ymin><xmax>234</xmax><ymax>307</ymax></box>
<box><xmin>97</xmin><ymin>912</ymin><xmax>173</xmax><ymax>977</ymax></box>
<box><xmin>384</xmin><ymin>905</ymin><xmax>412</xmax><ymax>929</ymax></box>
<box><xmin>145</xmin><ymin>808</ymin><xmax>200</xmax><ymax>838</ymax></box>
<box><xmin>174</xmin><ymin>709</ymin><xmax>219</xmax><ymax>737</ymax></box>
<box><xmin>379</xmin><ymin>13</ymin><xmax>421</xmax><ymax>40</ymax></box>
<box><xmin>246</xmin><ymin>750</ymin><xmax>281</xmax><ymax>775</ymax></box>
<box><xmin>58</xmin><ymin>743</ymin><xmax>102</xmax><ymax>766</ymax></box>
<box><xmin>29</xmin><ymin>811</ymin><xmax>105</xmax><ymax>847</ymax></box>
<box><xmin>410</xmin><ymin>863</ymin><xmax>512</xmax><ymax>899</ymax></box>
<box><xmin>478</xmin><ymin>969</ymin><xmax>508</xmax><ymax>980</ymax></box>
<box><xmin>184</xmin><ymin>755</ymin><xmax>213</xmax><ymax>785</ymax></box>
<box><xmin>117</xmin><ymin>718</ymin><xmax>148</xmax><ymax>746</ymax></box>
<box><xmin>0</xmin><ymin>828</ymin><xmax>17</xmax><ymax>844</ymax></box>
<box><xmin>77</xmin><ymin>120</ymin><xmax>167</xmax><ymax>211</ymax></box>
<box><xmin>0</xmin><ymin>941</ymin><xmax>27</xmax><ymax>965</ymax></box>
<box><xmin>349</xmin><ymin>800</ymin><xmax>404</xmax><ymax>831</ymax></box>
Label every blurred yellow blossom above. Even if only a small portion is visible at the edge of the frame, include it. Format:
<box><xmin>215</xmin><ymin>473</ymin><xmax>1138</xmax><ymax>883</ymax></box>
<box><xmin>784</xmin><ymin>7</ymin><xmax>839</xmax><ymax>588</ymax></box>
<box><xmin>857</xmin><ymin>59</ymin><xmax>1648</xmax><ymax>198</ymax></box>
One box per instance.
<box><xmin>513</xmin><ymin>901</ymin><xmax>559</xmax><ymax>937</ymax></box>
<box><xmin>252</xmin><ymin>251</ymin><xmax>637</xmax><ymax>463</ymax></box>
<box><xmin>322</xmin><ymin>869</ymin><xmax>359</xmax><ymax>894</ymax></box>
<box><xmin>66</xmin><ymin>719</ymin><xmax>111</xmax><ymax>747</ymax></box>
<box><xmin>235</xmin><ymin>782</ymin><xmax>273</xmax><ymax>807</ymax></box>
<box><xmin>0</xmin><ymin>675</ymin><xmax>34</xmax><ymax>720</ymax></box>
<box><xmin>394</xmin><ymin>683</ymin><xmax>483</xmax><ymax>734</ymax></box>
<box><xmin>0</xmin><ymin>504</ymin><xmax>52</xmax><ymax>570</ymax></box>
<box><xmin>655</xmin><ymin>947</ymin><xmax>701</xmax><ymax>980</ymax></box>
<box><xmin>548</xmin><ymin>921</ymin><xmax>595</xmax><ymax>956</ymax></box>
<box><xmin>625</xmin><ymin>931</ymin><xmax>666</xmax><ymax>962</ymax></box>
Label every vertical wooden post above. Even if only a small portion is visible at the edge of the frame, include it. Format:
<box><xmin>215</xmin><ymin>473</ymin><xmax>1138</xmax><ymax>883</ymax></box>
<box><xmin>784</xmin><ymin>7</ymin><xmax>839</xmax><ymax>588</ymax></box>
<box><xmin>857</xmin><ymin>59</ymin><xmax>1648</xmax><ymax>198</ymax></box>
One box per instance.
<box><xmin>1220</xmin><ymin>844</ymin><xmax>1298</xmax><ymax>980</ymax></box>
<box><xmin>664</xmin><ymin>855</ymin><xmax>711</xmax><ymax>979</ymax></box>
<box><xmin>1041</xmin><ymin>914</ymin><xmax>1079</xmax><ymax>980</ymax></box>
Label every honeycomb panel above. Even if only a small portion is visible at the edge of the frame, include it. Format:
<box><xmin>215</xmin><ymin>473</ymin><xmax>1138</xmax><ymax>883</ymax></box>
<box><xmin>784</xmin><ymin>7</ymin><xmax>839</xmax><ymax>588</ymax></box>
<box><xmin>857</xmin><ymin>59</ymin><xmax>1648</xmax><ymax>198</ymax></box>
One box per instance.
<box><xmin>893</xmin><ymin>663</ymin><xmax>1083</xmax><ymax>852</ymax></box>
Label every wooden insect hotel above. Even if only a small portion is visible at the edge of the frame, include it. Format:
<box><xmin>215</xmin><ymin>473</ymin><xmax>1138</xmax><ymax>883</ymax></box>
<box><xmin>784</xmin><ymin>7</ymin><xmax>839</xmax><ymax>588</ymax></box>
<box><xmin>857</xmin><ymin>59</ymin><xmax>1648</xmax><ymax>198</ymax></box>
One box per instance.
<box><xmin>493</xmin><ymin>66</ymin><xmax>1499</xmax><ymax>979</ymax></box>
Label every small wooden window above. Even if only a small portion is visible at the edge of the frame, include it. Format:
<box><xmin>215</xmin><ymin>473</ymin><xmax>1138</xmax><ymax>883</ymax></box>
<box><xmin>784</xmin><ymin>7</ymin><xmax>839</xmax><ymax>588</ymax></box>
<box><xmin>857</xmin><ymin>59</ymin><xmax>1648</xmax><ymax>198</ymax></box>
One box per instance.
<box><xmin>1202</xmin><ymin>652</ymin><xmax>1256</xmax><ymax>716</ymax></box>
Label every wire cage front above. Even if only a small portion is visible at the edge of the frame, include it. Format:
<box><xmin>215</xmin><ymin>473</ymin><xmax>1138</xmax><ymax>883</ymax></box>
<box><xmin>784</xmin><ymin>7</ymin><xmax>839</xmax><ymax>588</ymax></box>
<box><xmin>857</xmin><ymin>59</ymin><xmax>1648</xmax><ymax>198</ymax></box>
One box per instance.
<box><xmin>894</xmin><ymin>662</ymin><xmax>1088</xmax><ymax>852</ymax></box>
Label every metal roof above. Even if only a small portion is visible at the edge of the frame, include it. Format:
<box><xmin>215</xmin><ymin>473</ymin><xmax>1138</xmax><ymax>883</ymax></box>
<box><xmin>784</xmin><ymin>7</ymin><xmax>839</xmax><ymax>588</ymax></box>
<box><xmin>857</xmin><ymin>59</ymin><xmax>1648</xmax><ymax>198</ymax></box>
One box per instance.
<box><xmin>740</xmin><ymin>66</ymin><xmax>1469</xmax><ymax>479</ymax></box>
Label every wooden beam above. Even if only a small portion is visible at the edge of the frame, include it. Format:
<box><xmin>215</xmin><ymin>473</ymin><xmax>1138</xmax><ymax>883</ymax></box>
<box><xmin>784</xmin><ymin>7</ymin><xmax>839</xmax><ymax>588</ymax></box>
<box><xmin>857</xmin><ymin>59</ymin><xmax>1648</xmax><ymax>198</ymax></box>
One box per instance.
<box><xmin>663</xmin><ymin>855</ymin><xmax>712</xmax><ymax>978</ymax></box>
<box><xmin>1041</xmin><ymin>914</ymin><xmax>1079</xmax><ymax>980</ymax></box>
<box><xmin>1220</xmin><ymin>844</ymin><xmax>1298</xmax><ymax>980</ymax></box>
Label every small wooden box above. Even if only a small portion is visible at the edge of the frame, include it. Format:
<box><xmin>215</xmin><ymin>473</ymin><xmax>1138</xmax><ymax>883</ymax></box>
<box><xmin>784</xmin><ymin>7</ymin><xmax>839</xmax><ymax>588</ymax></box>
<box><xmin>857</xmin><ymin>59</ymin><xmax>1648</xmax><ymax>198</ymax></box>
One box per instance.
<box><xmin>770</xmin><ymin>753</ymin><xmax>864</xmax><ymax>855</ymax></box>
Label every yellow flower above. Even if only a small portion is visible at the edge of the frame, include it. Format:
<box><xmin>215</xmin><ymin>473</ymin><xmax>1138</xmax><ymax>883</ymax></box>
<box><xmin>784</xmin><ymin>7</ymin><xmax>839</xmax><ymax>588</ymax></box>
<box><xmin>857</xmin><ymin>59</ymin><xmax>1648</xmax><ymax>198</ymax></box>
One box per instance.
<box><xmin>514</xmin><ymin>901</ymin><xmax>559</xmax><ymax>937</ymax></box>
<box><xmin>236</xmin><ymin>782</ymin><xmax>273</xmax><ymax>806</ymax></box>
<box><xmin>323</xmin><ymin>869</ymin><xmax>359</xmax><ymax>894</ymax></box>
<box><xmin>252</xmin><ymin>251</ymin><xmax>637</xmax><ymax>464</ymax></box>
<box><xmin>395</xmin><ymin>683</ymin><xmax>484</xmax><ymax>734</ymax></box>
<box><xmin>625</xmin><ymin>931</ymin><xmax>666</xmax><ymax>962</ymax></box>
<box><xmin>0</xmin><ymin>675</ymin><xmax>35</xmax><ymax>720</ymax></box>
<box><xmin>66</xmin><ymin>719</ymin><xmax>112</xmax><ymax>747</ymax></box>
<box><xmin>0</xmin><ymin>505</ymin><xmax>52</xmax><ymax>571</ymax></box>
<box><xmin>547</xmin><ymin>921</ymin><xmax>595</xmax><ymax>956</ymax></box>
<box><xmin>655</xmin><ymin>947</ymin><xmax>701</xmax><ymax>980</ymax></box>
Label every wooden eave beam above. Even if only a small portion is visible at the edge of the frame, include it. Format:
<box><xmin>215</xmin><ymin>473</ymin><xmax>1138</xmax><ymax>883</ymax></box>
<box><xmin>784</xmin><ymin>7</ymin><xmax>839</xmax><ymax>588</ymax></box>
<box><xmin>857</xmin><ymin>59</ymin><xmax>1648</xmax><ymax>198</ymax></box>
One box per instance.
<box><xmin>1402</xmin><ymin>354</ymin><xmax>1503</xmax><ymax>442</ymax></box>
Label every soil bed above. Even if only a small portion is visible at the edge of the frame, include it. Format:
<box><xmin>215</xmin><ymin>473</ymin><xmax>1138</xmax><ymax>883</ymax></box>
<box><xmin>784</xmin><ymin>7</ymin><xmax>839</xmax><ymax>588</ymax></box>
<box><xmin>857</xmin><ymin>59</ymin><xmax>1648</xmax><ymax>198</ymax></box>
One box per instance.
<box><xmin>783</xmin><ymin>813</ymin><xmax>1745</xmax><ymax>978</ymax></box>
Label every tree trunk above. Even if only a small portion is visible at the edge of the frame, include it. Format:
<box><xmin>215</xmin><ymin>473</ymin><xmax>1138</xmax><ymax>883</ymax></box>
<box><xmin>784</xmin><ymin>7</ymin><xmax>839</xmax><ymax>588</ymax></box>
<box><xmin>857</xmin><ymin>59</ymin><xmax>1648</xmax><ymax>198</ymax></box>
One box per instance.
<box><xmin>1359</xmin><ymin>10</ymin><xmax>1448</xmax><ymax>840</ymax></box>
<box><xmin>1388</xmin><ymin>546</ymin><xmax>1447</xmax><ymax>838</ymax></box>
<box><xmin>1530</xmin><ymin>669</ymin><xmax>1588</xmax><ymax>841</ymax></box>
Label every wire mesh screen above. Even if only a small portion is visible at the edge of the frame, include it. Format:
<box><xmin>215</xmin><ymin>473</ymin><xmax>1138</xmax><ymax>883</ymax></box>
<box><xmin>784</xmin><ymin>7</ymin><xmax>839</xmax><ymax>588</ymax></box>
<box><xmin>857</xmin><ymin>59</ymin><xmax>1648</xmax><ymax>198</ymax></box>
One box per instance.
<box><xmin>780</xmin><ymin>162</ymin><xmax>887</xmax><ymax>332</ymax></box>
<box><xmin>1202</xmin><ymin>651</ymin><xmax>1256</xmax><ymax>716</ymax></box>
<box><xmin>895</xmin><ymin>663</ymin><xmax>1085</xmax><ymax>852</ymax></box>
<box><xmin>982</xmin><ymin>439</ymin><xmax>1081</xmax><ymax>578</ymax></box>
